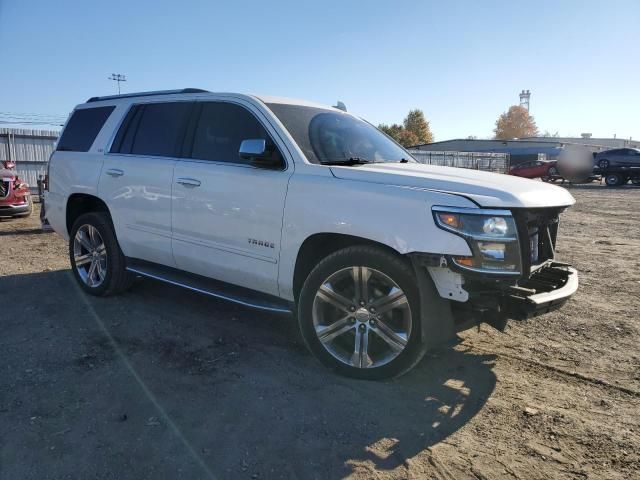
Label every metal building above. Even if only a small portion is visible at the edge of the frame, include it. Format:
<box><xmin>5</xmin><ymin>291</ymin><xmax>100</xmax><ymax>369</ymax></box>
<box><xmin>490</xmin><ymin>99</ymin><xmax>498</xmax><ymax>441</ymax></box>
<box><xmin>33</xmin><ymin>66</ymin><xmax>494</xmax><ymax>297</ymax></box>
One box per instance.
<box><xmin>520</xmin><ymin>136</ymin><xmax>639</xmax><ymax>149</ymax></box>
<box><xmin>0</xmin><ymin>128</ymin><xmax>58</xmax><ymax>192</ymax></box>
<box><xmin>409</xmin><ymin>138</ymin><xmax>602</xmax><ymax>166</ymax></box>
<box><xmin>408</xmin><ymin>149</ymin><xmax>510</xmax><ymax>174</ymax></box>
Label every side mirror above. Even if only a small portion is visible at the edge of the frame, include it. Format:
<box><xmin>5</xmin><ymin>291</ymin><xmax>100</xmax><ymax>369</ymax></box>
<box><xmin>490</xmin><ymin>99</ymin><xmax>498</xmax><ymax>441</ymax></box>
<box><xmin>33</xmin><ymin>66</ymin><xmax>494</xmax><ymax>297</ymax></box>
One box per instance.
<box><xmin>239</xmin><ymin>139</ymin><xmax>282</xmax><ymax>169</ymax></box>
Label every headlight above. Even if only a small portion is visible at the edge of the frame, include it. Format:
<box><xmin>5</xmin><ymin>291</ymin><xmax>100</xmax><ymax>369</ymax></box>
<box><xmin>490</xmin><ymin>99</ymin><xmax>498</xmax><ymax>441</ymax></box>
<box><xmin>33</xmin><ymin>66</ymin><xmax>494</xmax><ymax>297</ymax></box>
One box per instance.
<box><xmin>432</xmin><ymin>206</ymin><xmax>521</xmax><ymax>275</ymax></box>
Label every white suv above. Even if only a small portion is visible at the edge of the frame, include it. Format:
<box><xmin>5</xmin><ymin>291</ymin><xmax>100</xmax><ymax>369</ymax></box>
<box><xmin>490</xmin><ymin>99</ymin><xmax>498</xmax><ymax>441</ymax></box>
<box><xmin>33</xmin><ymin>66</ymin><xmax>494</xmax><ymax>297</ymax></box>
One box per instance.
<box><xmin>45</xmin><ymin>89</ymin><xmax>578</xmax><ymax>379</ymax></box>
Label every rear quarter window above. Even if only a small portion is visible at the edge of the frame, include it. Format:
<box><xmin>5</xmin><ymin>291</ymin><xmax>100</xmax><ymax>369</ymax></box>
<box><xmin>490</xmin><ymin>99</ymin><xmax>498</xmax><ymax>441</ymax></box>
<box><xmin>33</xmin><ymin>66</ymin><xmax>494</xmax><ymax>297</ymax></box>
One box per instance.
<box><xmin>57</xmin><ymin>106</ymin><xmax>115</xmax><ymax>152</ymax></box>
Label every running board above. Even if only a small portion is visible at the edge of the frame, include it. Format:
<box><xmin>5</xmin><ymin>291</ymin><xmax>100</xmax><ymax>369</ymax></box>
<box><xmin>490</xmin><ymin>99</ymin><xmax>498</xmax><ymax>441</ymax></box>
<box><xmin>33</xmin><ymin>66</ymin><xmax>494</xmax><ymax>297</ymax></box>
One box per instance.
<box><xmin>125</xmin><ymin>259</ymin><xmax>293</xmax><ymax>314</ymax></box>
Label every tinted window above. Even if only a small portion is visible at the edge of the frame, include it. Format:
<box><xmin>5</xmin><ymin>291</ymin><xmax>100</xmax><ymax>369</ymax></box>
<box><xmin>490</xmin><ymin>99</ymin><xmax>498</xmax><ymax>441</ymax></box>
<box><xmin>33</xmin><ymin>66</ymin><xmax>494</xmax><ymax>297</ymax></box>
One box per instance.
<box><xmin>57</xmin><ymin>106</ymin><xmax>115</xmax><ymax>152</ymax></box>
<box><xmin>191</xmin><ymin>102</ymin><xmax>281</xmax><ymax>165</ymax></box>
<box><xmin>110</xmin><ymin>105</ymin><xmax>143</xmax><ymax>154</ymax></box>
<box><xmin>131</xmin><ymin>102</ymin><xmax>192</xmax><ymax>157</ymax></box>
<box><xmin>111</xmin><ymin>102</ymin><xmax>192</xmax><ymax>157</ymax></box>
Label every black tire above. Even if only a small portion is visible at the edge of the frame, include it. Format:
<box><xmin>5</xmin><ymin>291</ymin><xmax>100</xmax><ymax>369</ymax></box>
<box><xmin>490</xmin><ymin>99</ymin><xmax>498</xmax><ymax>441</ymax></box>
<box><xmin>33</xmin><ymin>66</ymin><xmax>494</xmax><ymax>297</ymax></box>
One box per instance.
<box><xmin>631</xmin><ymin>178</ymin><xmax>640</xmax><ymax>186</ymax></box>
<box><xmin>604</xmin><ymin>173</ymin><xmax>624</xmax><ymax>187</ymax></box>
<box><xmin>69</xmin><ymin>212</ymin><xmax>133</xmax><ymax>296</ymax></box>
<box><xmin>297</xmin><ymin>246</ymin><xmax>426</xmax><ymax>380</ymax></box>
<box><xmin>598</xmin><ymin>159</ymin><xmax>610</xmax><ymax>169</ymax></box>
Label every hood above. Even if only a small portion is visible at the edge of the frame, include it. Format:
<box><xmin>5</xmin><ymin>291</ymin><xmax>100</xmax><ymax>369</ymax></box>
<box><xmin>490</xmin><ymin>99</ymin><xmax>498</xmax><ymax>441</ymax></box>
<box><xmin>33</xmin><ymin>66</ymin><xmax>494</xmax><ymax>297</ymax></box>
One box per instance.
<box><xmin>329</xmin><ymin>163</ymin><xmax>575</xmax><ymax>209</ymax></box>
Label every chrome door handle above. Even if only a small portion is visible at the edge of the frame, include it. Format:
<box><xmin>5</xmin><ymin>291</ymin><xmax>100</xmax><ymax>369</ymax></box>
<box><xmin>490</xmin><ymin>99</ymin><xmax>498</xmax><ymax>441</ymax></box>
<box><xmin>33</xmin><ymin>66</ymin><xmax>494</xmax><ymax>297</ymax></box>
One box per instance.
<box><xmin>176</xmin><ymin>177</ymin><xmax>201</xmax><ymax>187</ymax></box>
<box><xmin>105</xmin><ymin>168</ymin><xmax>124</xmax><ymax>177</ymax></box>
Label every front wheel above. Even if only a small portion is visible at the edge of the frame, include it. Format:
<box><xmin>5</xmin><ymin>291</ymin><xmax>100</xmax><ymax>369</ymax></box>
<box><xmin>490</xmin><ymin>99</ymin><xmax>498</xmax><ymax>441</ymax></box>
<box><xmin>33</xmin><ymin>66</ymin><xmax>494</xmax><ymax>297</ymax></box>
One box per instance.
<box><xmin>69</xmin><ymin>212</ymin><xmax>133</xmax><ymax>296</ymax></box>
<box><xmin>297</xmin><ymin>246</ymin><xmax>426</xmax><ymax>379</ymax></box>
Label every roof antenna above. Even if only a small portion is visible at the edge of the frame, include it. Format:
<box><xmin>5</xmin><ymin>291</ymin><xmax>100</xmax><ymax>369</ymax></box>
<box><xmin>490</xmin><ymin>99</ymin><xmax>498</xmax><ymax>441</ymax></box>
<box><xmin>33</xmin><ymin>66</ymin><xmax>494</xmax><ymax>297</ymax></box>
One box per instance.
<box><xmin>333</xmin><ymin>101</ymin><xmax>347</xmax><ymax>112</ymax></box>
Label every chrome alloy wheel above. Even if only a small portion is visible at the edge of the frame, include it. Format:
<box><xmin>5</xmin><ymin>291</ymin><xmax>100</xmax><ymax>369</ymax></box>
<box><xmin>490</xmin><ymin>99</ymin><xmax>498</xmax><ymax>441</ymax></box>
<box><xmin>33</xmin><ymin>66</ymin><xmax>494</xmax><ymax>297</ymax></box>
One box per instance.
<box><xmin>73</xmin><ymin>224</ymin><xmax>107</xmax><ymax>287</ymax></box>
<box><xmin>312</xmin><ymin>266</ymin><xmax>412</xmax><ymax>369</ymax></box>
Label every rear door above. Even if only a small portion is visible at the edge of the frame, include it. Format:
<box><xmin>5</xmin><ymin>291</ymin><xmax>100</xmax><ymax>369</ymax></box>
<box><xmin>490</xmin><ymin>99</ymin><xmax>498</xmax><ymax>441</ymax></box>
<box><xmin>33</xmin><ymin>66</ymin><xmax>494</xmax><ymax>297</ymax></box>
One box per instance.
<box><xmin>99</xmin><ymin>101</ymin><xmax>193</xmax><ymax>265</ymax></box>
<box><xmin>171</xmin><ymin>100</ymin><xmax>293</xmax><ymax>296</ymax></box>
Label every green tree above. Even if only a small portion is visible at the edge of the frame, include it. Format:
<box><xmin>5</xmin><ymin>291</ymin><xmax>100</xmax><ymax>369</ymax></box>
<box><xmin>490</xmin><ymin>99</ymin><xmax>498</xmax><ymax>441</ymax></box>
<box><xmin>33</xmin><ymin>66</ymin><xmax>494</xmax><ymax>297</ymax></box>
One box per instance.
<box><xmin>403</xmin><ymin>109</ymin><xmax>433</xmax><ymax>145</ymax></box>
<box><xmin>378</xmin><ymin>123</ymin><xmax>404</xmax><ymax>142</ymax></box>
<box><xmin>494</xmin><ymin>105</ymin><xmax>539</xmax><ymax>140</ymax></box>
<box><xmin>397</xmin><ymin>129</ymin><xmax>419</xmax><ymax>148</ymax></box>
<box><xmin>378</xmin><ymin>109</ymin><xmax>434</xmax><ymax>147</ymax></box>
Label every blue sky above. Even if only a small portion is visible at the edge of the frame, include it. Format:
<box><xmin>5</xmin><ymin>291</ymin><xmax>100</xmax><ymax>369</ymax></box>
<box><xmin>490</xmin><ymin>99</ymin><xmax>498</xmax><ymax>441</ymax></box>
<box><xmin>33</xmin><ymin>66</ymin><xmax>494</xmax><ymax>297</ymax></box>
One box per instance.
<box><xmin>0</xmin><ymin>0</ymin><xmax>638</xmax><ymax>140</ymax></box>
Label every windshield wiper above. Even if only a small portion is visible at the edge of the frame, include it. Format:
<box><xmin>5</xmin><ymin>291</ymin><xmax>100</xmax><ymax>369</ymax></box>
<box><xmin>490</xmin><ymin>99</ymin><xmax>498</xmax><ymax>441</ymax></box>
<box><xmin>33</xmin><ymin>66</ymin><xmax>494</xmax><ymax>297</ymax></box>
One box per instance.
<box><xmin>320</xmin><ymin>157</ymin><xmax>376</xmax><ymax>166</ymax></box>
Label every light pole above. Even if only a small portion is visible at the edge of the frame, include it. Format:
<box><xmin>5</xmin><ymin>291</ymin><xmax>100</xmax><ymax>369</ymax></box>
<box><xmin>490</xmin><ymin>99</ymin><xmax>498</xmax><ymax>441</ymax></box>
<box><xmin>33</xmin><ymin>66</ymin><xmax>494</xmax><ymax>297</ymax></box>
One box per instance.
<box><xmin>108</xmin><ymin>73</ymin><xmax>127</xmax><ymax>94</ymax></box>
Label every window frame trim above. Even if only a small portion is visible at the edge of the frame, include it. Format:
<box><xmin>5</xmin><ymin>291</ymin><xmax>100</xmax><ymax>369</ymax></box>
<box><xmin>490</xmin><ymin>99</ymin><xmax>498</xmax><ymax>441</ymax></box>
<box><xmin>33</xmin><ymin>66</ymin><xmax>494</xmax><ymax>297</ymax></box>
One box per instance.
<box><xmin>104</xmin><ymin>97</ymin><xmax>290</xmax><ymax>172</ymax></box>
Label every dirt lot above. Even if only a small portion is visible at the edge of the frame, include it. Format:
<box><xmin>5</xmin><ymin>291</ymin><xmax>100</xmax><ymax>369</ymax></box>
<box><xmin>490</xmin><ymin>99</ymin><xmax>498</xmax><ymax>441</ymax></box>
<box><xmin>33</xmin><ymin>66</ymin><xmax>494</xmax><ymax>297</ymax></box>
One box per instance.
<box><xmin>1</xmin><ymin>185</ymin><xmax>639</xmax><ymax>480</ymax></box>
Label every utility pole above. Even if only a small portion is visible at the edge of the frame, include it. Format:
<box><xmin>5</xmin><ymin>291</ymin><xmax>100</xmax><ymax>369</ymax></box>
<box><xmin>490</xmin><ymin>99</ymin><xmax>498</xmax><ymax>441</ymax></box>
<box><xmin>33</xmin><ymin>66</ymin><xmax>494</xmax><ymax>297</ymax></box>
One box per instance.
<box><xmin>108</xmin><ymin>73</ymin><xmax>127</xmax><ymax>94</ymax></box>
<box><xmin>519</xmin><ymin>89</ymin><xmax>531</xmax><ymax>112</ymax></box>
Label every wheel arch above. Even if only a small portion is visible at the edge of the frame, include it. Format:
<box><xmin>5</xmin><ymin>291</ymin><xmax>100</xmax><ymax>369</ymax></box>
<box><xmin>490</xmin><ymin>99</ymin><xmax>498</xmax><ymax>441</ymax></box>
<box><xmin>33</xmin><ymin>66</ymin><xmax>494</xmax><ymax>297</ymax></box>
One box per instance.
<box><xmin>66</xmin><ymin>193</ymin><xmax>112</xmax><ymax>234</ymax></box>
<box><xmin>291</xmin><ymin>232</ymin><xmax>405</xmax><ymax>302</ymax></box>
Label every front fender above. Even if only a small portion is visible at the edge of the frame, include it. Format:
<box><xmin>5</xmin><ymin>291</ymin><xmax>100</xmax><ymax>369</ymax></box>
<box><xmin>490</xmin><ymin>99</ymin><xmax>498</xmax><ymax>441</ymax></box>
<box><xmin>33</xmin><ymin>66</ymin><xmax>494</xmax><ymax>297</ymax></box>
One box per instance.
<box><xmin>278</xmin><ymin>172</ymin><xmax>476</xmax><ymax>300</ymax></box>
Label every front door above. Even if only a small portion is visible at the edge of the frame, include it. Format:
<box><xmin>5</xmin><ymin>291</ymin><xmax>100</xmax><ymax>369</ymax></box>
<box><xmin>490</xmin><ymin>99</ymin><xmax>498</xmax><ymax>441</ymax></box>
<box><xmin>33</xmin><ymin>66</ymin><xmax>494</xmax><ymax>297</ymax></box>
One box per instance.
<box><xmin>171</xmin><ymin>101</ymin><xmax>293</xmax><ymax>296</ymax></box>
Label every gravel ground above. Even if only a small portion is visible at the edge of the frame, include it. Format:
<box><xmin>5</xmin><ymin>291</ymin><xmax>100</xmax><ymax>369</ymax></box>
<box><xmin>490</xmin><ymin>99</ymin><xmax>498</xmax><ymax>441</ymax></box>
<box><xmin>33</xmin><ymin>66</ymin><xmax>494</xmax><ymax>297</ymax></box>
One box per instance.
<box><xmin>0</xmin><ymin>185</ymin><xmax>638</xmax><ymax>480</ymax></box>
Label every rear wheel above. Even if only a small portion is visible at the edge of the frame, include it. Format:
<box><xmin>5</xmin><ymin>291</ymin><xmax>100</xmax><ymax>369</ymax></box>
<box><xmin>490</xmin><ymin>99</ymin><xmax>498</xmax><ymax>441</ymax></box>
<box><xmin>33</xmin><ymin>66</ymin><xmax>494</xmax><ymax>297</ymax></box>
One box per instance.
<box><xmin>631</xmin><ymin>178</ymin><xmax>640</xmax><ymax>186</ymax></box>
<box><xmin>604</xmin><ymin>173</ymin><xmax>625</xmax><ymax>187</ymax></box>
<box><xmin>69</xmin><ymin>212</ymin><xmax>133</xmax><ymax>296</ymax></box>
<box><xmin>297</xmin><ymin>246</ymin><xmax>426</xmax><ymax>379</ymax></box>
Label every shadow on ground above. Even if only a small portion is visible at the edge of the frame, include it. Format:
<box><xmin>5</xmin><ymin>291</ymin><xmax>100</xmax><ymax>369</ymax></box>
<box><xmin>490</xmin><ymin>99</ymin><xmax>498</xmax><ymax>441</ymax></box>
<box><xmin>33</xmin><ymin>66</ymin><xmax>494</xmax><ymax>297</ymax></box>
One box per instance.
<box><xmin>0</xmin><ymin>270</ymin><xmax>496</xmax><ymax>479</ymax></box>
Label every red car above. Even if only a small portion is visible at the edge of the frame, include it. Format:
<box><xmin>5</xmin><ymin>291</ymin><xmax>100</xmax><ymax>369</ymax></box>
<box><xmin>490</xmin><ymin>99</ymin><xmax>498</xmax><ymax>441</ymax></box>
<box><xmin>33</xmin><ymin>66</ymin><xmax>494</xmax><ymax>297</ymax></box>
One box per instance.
<box><xmin>0</xmin><ymin>161</ymin><xmax>32</xmax><ymax>218</ymax></box>
<box><xmin>509</xmin><ymin>159</ymin><xmax>559</xmax><ymax>181</ymax></box>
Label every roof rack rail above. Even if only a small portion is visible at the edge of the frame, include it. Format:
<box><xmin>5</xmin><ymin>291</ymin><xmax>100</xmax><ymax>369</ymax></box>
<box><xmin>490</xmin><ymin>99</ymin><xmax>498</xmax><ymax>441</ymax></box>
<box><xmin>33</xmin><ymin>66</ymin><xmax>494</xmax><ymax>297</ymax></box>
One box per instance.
<box><xmin>86</xmin><ymin>88</ymin><xmax>209</xmax><ymax>103</ymax></box>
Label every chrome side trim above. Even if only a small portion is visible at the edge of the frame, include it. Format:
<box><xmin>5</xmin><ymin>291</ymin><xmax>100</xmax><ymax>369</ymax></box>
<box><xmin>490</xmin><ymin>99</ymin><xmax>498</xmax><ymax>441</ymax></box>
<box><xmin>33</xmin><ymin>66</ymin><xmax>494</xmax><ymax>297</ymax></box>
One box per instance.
<box><xmin>432</xmin><ymin>205</ymin><xmax>513</xmax><ymax>216</ymax></box>
<box><xmin>171</xmin><ymin>233</ymin><xmax>276</xmax><ymax>264</ymax></box>
<box><xmin>450</xmin><ymin>257</ymin><xmax>522</xmax><ymax>276</ymax></box>
<box><xmin>125</xmin><ymin>267</ymin><xmax>292</xmax><ymax>314</ymax></box>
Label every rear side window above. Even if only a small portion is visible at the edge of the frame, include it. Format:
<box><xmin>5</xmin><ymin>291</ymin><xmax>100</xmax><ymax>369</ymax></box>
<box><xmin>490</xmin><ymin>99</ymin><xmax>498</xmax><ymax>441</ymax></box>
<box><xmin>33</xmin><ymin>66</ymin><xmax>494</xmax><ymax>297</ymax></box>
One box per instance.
<box><xmin>111</xmin><ymin>102</ymin><xmax>192</xmax><ymax>157</ymax></box>
<box><xmin>57</xmin><ymin>106</ymin><xmax>115</xmax><ymax>152</ymax></box>
<box><xmin>190</xmin><ymin>102</ymin><xmax>281</xmax><ymax>165</ymax></box>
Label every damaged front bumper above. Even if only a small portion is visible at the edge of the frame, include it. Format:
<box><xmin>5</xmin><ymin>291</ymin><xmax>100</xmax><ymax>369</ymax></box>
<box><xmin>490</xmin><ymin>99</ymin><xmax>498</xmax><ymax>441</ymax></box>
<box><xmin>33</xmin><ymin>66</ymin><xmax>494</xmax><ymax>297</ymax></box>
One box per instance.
<box><xmin>503</xmin><ymin>262</ymin><xmax>578</xmax><ymax>319</ymax></box>
<box><xmin>413</xmin><ymin>252</ymin><xmax>579</xmax><ymax>335</ymax></box>
<box><xmin>454</xmin><ymin>260</ymin><xmax>579</xmax><ymax>331</ymax></box>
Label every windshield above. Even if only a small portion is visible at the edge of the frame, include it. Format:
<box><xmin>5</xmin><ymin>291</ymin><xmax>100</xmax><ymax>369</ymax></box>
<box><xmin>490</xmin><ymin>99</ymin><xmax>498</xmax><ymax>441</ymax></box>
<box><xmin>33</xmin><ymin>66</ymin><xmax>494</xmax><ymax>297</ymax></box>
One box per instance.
<box><xmin>266</xmin><ymin>103</ymin><xmax>414</xmax><ymax>164</ymax></box>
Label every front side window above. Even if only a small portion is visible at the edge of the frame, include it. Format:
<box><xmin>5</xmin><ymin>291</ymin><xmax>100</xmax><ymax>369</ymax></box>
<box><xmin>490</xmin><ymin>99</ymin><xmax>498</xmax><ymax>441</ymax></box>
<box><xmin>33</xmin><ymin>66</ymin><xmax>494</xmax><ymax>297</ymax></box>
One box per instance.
<box><xmin>190</xmin><ymin>102</ymin><xmax>281</xmax><ymax>166</ymax></box>
<box><xmin>57</xmin><ymin>106</ymin><xmax>115</xmax><ymax>152</ymax></box>
<box><xmin>266</xmin><ymin>103</ymin><xmax>413</xmax><ymax>165</ymax></box>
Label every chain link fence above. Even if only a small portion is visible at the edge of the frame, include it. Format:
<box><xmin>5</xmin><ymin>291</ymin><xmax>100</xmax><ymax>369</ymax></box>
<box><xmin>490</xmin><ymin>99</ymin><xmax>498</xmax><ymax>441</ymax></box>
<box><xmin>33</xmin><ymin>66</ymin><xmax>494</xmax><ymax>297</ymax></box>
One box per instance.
<box><xmin>407</xmin><ymin>150</ymin><xmax>510</xmax><ymax>174</ymax></box>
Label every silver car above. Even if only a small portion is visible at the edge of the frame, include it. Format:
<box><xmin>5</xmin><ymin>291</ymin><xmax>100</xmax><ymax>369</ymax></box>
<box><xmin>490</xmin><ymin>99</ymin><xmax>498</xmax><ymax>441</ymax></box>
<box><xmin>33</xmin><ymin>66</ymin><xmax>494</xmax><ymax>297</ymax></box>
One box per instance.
<box><xmin>594</xmin><ymin>148</ymin><xmax>640</xmax><ymax>169</ymax></box>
